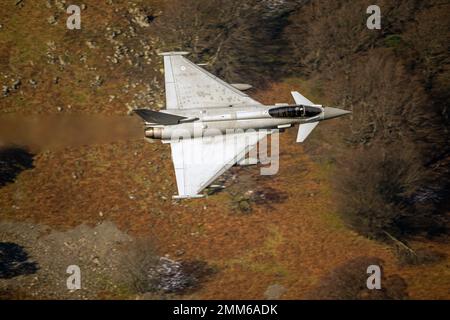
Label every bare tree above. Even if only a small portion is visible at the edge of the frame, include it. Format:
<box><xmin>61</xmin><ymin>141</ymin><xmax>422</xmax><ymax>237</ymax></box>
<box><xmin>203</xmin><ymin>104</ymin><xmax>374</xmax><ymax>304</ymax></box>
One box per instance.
<box><xmin>152</xmin><ymin>0</ymin><xmax>294</xmax><ymax>85</ymax></box>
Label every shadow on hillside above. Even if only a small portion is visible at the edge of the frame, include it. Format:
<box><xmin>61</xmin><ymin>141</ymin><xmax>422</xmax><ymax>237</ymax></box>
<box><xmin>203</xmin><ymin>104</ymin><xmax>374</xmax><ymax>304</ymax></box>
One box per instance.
<box><xmin>0</xmin><ymin>242</ymin><xmax>39</xmax><ymax>279</ymax></box>
<box><xmin>0</xmin><ymin>147</ymin><xmax>34</xmax><ymax>187</ymax></box>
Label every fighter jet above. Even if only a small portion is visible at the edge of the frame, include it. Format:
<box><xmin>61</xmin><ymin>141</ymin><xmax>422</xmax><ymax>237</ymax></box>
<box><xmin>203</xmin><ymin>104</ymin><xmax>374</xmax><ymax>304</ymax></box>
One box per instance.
<box><xmin>134</xmin><ymin>52</ymin><xmax>350</xmax><ymax>199</ymax></box>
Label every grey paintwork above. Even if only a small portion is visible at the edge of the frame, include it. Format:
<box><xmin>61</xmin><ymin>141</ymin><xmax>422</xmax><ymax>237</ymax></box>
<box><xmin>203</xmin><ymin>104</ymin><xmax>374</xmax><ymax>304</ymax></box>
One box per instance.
<box><xmin>146</xmin><ymin>105</ymin><xmax>349</xmax><ymax>140</ymax></box>
<box><xmin>135</xmin><ymin>52</ymin><xmax>351</xmax><ymax>198</ymax></box>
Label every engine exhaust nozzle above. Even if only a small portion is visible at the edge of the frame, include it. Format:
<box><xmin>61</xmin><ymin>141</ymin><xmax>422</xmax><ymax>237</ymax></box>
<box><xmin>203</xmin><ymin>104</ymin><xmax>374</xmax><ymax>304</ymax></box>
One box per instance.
<box><xmin>145</xmin><ymin>128</ymin><xmax>163</xmax><ymax>139</ymax></box>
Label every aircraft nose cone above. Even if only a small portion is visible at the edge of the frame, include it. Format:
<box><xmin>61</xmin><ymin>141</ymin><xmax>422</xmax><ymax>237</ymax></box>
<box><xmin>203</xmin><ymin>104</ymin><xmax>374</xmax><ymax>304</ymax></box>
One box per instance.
<box><xmin>323</xmin><ymin>107</ymin><xmax>351</xmax><ymax>120</ymax></box>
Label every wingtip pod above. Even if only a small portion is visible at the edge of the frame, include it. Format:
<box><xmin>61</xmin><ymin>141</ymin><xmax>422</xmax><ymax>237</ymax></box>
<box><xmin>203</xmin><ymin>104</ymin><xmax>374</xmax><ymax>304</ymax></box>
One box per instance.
<box><xmin>172</xmin><ymin>194</ymin><xmax>205</xmax><ymax>200</ymax></box>
<box><xmin>158</xmin><ymin>51</ymin><xmax>190</xmax><ymax>56</ymax></box>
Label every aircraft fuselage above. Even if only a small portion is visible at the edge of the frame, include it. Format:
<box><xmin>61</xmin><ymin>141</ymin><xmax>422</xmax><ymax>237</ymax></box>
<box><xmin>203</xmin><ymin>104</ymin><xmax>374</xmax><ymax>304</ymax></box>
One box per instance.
<box><xmin>145</xmin><ymin>104</ymin><xmax>325</xmax><ymax>140</ymax></box>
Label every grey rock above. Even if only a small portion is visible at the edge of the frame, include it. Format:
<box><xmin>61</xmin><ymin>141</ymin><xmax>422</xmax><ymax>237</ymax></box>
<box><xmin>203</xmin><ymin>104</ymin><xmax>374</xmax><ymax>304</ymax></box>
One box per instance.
<box><xmin>2</xmin><ymin>85</ymin><xmax>9</xmax><ymax>97</ymax></box>
<box><xmin>264</xmin><ymin>284</ymin><xmax>286</xmax><ymax>300</ymax></box>
<box><xmin>46</xmin><ymin>41</ymin><xmax>56</xmax><ymax>50</ymax></box>
<box><xmin>91</xmin><ymin>75</ymin><xmax>103</xmax><ymax>87</ymax></box>
<box><xmin>129</xmin><ymin>8</ymin><xmax>154</xmax><ymax>28</ymax></box>
<box><xmin>175</xmin><ymin>249</ymin><xmax>185</xmax><ymax>257</ymax></box>
<box><xmin>58</xmin><ymin>56</ymin><xmax>66</xmax><ymax>66</ymax></box>
<box><xmin>55</xmin><ymin>0</ymin><xmax>66</xmax><ymax>11</ymax></box>
<box><xmin>12</xmin><ymin>79</ymin><xmax>21</xmax><ymax>90</ymax></box>
<box><xmin>86</xmin><ymin>41</ymin><xmax>97</xmax><ymax>49</ymax></box>
<box><xmin>47</xmin><ymin>15</ymin><xmax>57</xmax><ymax>25</ymax></box>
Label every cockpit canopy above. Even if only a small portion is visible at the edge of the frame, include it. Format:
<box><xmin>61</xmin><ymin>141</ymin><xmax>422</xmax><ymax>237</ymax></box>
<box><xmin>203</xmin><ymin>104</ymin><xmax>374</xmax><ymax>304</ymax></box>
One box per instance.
<box><xmin>268</xmin><ymin>105</ymin><xmax>322</xmax><ymax>118</ymax></box>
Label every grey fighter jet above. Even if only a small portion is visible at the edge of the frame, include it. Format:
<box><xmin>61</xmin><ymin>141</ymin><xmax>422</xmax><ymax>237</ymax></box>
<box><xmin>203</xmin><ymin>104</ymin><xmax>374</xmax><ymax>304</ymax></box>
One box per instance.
<box><xmin>134</xmin><ymin>52</ymin><xmax>350</xmax><ymax>199</ymax></box>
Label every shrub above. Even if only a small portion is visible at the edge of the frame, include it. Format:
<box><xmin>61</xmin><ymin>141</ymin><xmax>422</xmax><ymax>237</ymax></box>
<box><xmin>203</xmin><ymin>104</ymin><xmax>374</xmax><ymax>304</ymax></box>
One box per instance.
<box><xmin>333</xmin><ymin>142</ymin><xmax>444</xmax><ymax>239</ymax></box>
<box><xmin>308</xmin><ymin>256</ymin><xmax>408</xmax><ymax>300</ymax></box>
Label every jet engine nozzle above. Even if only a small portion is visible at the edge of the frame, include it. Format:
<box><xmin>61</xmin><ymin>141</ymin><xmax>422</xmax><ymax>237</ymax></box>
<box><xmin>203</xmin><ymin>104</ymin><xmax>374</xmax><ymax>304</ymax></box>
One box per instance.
<box><xmin>145</xmin><ymin>127</ymin><xmax>163</xmax><ymax>139</ymax></box>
